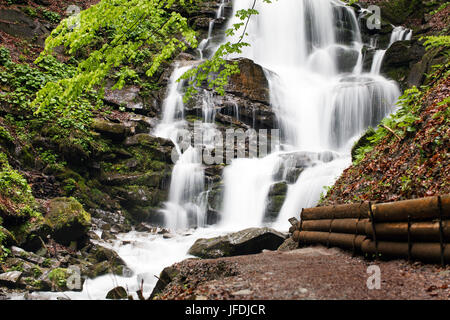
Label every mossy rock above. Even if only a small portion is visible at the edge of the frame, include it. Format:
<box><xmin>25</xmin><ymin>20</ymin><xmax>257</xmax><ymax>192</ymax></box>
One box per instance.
<box><xmin>91</xmin><ymin>118</ymin><xmax>132</xmax><ymax>140</ymax></box>
<box><xmin>268</xmin><ymin>182</ymin><xmax>288</xmax><ymax>197</ymax></box>
<box><xmin>47</xmin><ymin>268</ymin><xmax>70</xmax><ymax>290</ymax></box>
<box><xmin>44</xmin><ymin>197</ymin><xmax>91</xmax><ymax>246</ymax></box>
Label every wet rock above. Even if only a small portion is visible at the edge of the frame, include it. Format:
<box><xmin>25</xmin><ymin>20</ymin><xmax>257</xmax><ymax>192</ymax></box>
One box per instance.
<box><xmin>86</xmin><ymin>261</ymin><xmax>124</xmax><ymax>279</ymax></box>
<box><xmin>268</xmin><ymin>182</ymin><xmax>288</xmax><ymax>197</ymax></box>
<box><xmin>124</xmin><ymin>133</ymin><xmax>174</xmax><ymax>150</ymax></box>
<box><xmin>123</xmin><ymin>134</ymin><xmax>174</xmax><ymax>161</ymax></box>
<box><xmin>87</xmin><ymin>245</ymin><xmax>125</xmax><ymax>266</ymax></box>
<box><xmin>44</xmin><ymin>197</ymin><xmax>91</xmax><ymax>246</ymax></box>
<box><xmin>150</xmin><ymin>266</ymin><xmax>179</xmax><ymax>299</ymax></box>
<box><xmin>378</xmin><ymin>39</ymin><xmax>446</xmax><ymax>89</ymax></box>
<box><xmin>265</xmin><ymin>196</ymin><xmax>286</xmax><ymax>222</ymax></box>
<box><xmin>128</xmin><ymin>114</ymin><xmax>159</xmax><ymax>133</ymax></box>
<box><xmin>103</xmin><ymin>85</ymin><xmax>144</xmax><ymax>111</ymax></box>
<box><xmin>92</xmin><ymin>118</ymin><xmax>133</xmax><ymax>140</ymax></box>
<box><xmin>135</xmin><ymin>223</ymin><xmax>157</xmax><ymax>233</ymax></box>
<box><xmin>0</xmin><ymin>271</ymin><xmax>23</xmax><ymax>288</ymax></box>
<box><xmin>225</xmin><ymin>58</ymin><xmax>270</xmax><ymax>104</ymax></box>
<box><xmin>0</xmin><ymin>9</ymin><xmax>49</xmax><ymax>46</ymax></box>
<box><xmin>101</xmin><ymin>231</ymin><xmax>117</xmax><ymax>241</ymax></box>
<box><xmin>185</xmin><ymin>58</ymin><xmax>277</xmax><ymax>130</ymax></box>
<box><xmin>106</xmin><ymin>286</ymin><xmax>128</xmax><ymax>300</ymax></box>
<box><xmin>10</xmin><ymin>246</ymin><xmax>45</xmax><ymax>266</ymax></box>
<box><xmin>188</xmin><ymin>227</ymin><xmax>287</xmax><ymax>259</ymax></box>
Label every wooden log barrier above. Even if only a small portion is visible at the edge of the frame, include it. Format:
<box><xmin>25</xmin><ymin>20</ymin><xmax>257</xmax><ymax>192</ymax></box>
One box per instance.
<box><xmin>365</xmin><ymin>220</ymin><xmax>450</xmax><ymax>242</ymax></box>
<box><xmin>301</xmin><ymin>202</ymin><xmax>370</xmax><ymax>221</ymax></box>
<box><xmin>371</xmin><ymin>195</ymin><xmax>450</xmax><ymax>222</ymax></box>
<box><xmin>293</xmin><ymin>195</ymin><xmax>450</xmax><ymax>265</ymax></box>
<box><xmin>302</xmin><ymin>218</ymin><xmax>368</xmax><ymax>234</ymax></box>
<box><xmin>298</xmin><ymin>231</ymin><xmax>366</xmax><ymax>252</ymax></box>
<box><xmin>361</xmin><ymin>239</ymin><xmax>450</xmax><ymax>264</ymax></box>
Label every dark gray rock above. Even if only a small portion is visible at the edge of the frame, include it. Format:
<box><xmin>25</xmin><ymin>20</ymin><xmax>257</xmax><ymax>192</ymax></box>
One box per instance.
<box><xmin>0</xmin><ymin>271</ymin><xmax>23</xmax><ymax>288</ymax></box>
<box><xmin>0</xmin><ymin>9</ymin><xmax>50</xmax><ymax>46</ymax></box>
<box><xmin>103</xmin><ymin>85</ymin><xmax>144</xmax><ymax>111</ymax></box>
<box><xmin>188</xmin><ymin>227</ymin><xmax>287</xmax><ymax>259</ymax></box>
<box><xmin>106</xmin><ymin>286</ymin><xmax>128</xmax><ymax>300</ymax></box>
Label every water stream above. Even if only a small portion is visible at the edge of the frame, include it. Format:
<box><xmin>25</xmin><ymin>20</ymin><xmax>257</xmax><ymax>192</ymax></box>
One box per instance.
<box><xmin>22</xmin><ymin>0</ymin><xmax>413</xmax><ymax>300</ymax></box>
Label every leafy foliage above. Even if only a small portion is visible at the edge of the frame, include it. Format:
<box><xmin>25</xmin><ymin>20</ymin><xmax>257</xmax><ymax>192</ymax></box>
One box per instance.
<box><xmin>0</xmin><ymin>152</ymin><xmax>41</xmax><ymax>220</ymax></box>
<box><xmin>0</xmin><ymin>46</ymin><xmax>97</xmax><ymax>152</ymax></box>
<box><xmin>421</xmin><ymin>35</ymin><xmax>450</xmax><ymax>58</ymax></box>
<box><xmin>180</xmin><ymin>0</ymin><xmax>274</xmax><ymax>101</ymax></box>
<box><xmin>353</xmin><ymin>86</ymin><xmax>423</xmax><ymax>165</ymax></box>
<box><xmin>32</xmin><ymin>0</ymin><xmax>199</xmax><ymax>114</ymax></box>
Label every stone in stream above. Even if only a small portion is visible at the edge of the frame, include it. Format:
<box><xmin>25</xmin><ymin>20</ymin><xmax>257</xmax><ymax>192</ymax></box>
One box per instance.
<box><xmin>106</xmin><ymin>286</ymin><xmax>128</xmax><ymax>300</ymax></box>
<box><xmin>0</xmin><ymin>271</ymin><xmax>23</xmax><ymax>288</ymax></box>
<box><xmin>188</xmin><ymin>227</ymin><xmax>288</xmax><ymax>259</ymax></box>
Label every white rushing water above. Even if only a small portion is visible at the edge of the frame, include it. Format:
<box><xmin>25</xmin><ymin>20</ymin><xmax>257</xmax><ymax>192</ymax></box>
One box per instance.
<box><xmin>220</xmin><ymin>0</ymin><xmax>403</xmax><ymax>230</ymax></box>
<box><xmin>18</xmin><ymin>0</ymin><xmax>413</xmax><ymax>300</ymax></box>
<box><xmin>370</xmin><ymin>26</ymin><xmax>412</xmax><ymax>74</ymax></box>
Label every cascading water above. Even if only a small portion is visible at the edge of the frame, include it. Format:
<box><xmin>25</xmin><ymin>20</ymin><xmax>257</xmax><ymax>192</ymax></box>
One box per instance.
<box><xmin>220</xmin><ymin>0</ymin><xmax>403</xmax><ymax>230</ymax></box>
<box><xmin>27</xmin><ymin>0</ymin><xmax>415</xmax><ymax>300</ymax></box>
<box><xmin>370</xmin><ymin>26</ymin><xmax>412</xmax><ymax>74</ymax></box>
<box><xmin>197</xmin><ymin>0</ymin><xmax>227</xmax><ymax>59</ymax></box>
<box><xmin>153</xmin><ymin>65</ymin><xmax>213</xmax><ymax>231</ymax></box>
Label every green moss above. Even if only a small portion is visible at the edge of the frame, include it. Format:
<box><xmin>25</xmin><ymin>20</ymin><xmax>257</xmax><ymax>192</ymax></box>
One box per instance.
<box><xmin>48</xmin><ymin>268</ymin><xmax>68</xmax><ymax>288</ymax></box>
<box><xmin>45</xmin><ymin>197</ymin><xmax>91</xmax><ymax>230</ymax></box>
<box><xmin>0</xmin><ymin>126</ymin><xmax>14</xmax><ymax>145</ymax></box>
<box><xmin>0</xmin><ymin>152</ymin><xmax>42</xmax><ymax>229</ymax></box>
<box><xmin>32</xmin><ymin>266</ymin><xmax>43</xmax><ymax>278</ymax></box>
<box><xmin>42</xmin><ymin>258</ymin><xmax>52</xmax><ymax>268</ymax></box>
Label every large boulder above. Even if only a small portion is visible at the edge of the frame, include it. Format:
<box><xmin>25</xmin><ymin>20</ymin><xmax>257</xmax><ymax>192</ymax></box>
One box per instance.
<box><xmin>264</xmin><ymin>182</ymin><xmax>288</xmax><ymax>222</ymax></box>
<box><xmin>225</xmin><ymin>58</ymin><xmax>270</xmax><ymax>104</ymax></box>
<box><xmin>103</xmin><ymin>85</ymin><xmax>144</xmax><ymax>111</ymax></box>
<box><xmin>91</xmin><ymin>118</ymin><xmax>134</xmax><ymax>140</ymax></box>
<box><xmin>0</xmin><ymin>9</ymin><xmax>50</xmax><ymax>46</ymax></box>
<box><xmin>381</xmin><ymin>40</ymin><xmax>446</xmax><ymax>89</ymax></box>
<box><xmin>185</xmin><ymin>58</ymin><xmax>276</xmax><ymax>130</ymax></box>
<box><xmin>0</xmin><ymin>271</ymin><xmax>23</xmax><ymax>289</ymax></box>
<box><xmin>106</xmin><ymin>286</ymin><xmax>128</xmax><ymax>300</ymax></box>
<box><xmin>188</xmin><ymin>227</ymin><xmax>287</xmax><ymax>259</ymax></box>
<box><xmin>44</xmin><ymin>197</ymin><xmax>91</xmax><ymax>246</ymax></box>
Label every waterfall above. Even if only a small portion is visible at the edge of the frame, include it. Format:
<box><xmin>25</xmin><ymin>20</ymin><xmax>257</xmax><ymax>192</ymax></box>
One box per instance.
<box><xmin>218</xmin><ymin>0</ymin><xmax>403</xmax><ymax>230</ymax></box>
<box><xmin>34</xmin><ymin>0</ymin><xmax>418</xmax><ymax>300</ymax></box>
<box><xmin>198</xmin><ymin>0</ymin><xmax>227</xmax><ymax>59</ymax></box>
<box><xmin>154</xmin><ymin>2</ymin><xmax>230</xmax><ymax>231</ymax></box>
<box><xmin>153</xmin><ymin>64</ymin><xmax>209</xmax><ymax>231</ymax></box>
<box><xmin>370</xmin><ymin>26</ymin><xmax>413</xmax><ymax>74</ymax></box>
<box><xmin>158</xmin><ymin>0</ymin><xmax>407</xmax><ymax>232</ymax></box>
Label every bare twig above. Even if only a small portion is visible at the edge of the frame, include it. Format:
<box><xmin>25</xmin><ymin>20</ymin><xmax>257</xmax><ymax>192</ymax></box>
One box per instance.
<box><xmin>237</xmin><ymin>0</ymin><xmax>258</xmax><ymax>44</ymax></box>
<box><xmin>381</xmin><ymin>124</ymin><xmax>402</xmax><ymax>141</ymax></box>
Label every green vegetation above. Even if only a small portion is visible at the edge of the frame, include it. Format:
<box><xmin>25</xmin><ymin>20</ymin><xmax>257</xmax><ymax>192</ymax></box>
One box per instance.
<box><xmin>181</xmin><ymin>0</ymin><xmax>273</xmax><ymax>101</ymax></box>
<box><xmin>352</xmin><ymin>36</ymin><xmax>450</xmax><ymax>166</ymax></box>
<box><xmin>0</xmin><ymin>46</ymin><xmax>95</xmax><ymax>153</ymax></box>
<box><xmin>0</xmin><ymin>152</ymin><xmax>41</xmax><ymax>220</ymax></box>
<box><xmin>352</xmin><ymin>87</ymin><xmax>423</xmax><ymax>165</ymax></box>
<box><xmin>32</xmin><ymin>0</ymin><xmax>199</xmax><ymax>115</ymax></box>
<box><xmin>48</xmin><ymin>268</ymin><xmax>68</xmax><ymax>288</ymax></box>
